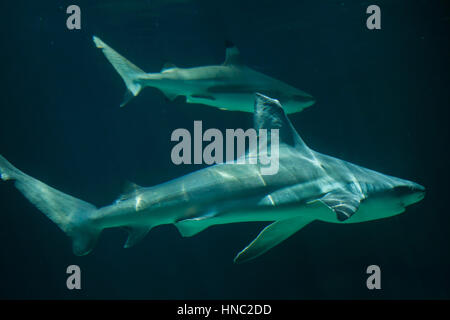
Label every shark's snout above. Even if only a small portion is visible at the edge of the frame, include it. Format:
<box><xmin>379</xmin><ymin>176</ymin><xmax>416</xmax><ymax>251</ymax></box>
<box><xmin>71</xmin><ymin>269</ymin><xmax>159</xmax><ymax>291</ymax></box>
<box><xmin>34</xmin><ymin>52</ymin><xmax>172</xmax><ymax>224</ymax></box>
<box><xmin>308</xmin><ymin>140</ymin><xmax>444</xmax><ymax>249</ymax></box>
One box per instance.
<box><xmin>409</xmin><ymin>182</ymin><xmax>426</xmax><ymax>197</ymax></box>
<box><xmin>293</xmin><ymin>93</ymin><xmax>315</xmax><ymax>108</ymax></box>
<box><xmin>411</xmin><ymin>183</ymin><xmax>426</xmax><ymax>202</ymax></box>
<box><xmin>394</xmin><ymin>182</ymin><xmax>426</xmax><ymax>206</ymax></box>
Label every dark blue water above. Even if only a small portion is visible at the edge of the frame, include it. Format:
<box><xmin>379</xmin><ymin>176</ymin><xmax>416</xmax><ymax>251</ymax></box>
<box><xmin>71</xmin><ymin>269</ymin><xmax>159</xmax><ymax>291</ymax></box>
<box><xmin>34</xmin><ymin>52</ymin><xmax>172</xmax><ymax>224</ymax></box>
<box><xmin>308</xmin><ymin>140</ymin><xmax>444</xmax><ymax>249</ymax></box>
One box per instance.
<box><xmin>0</xmin><ymin>0</ymin><xmax>449</xmax><ymax>299</ymax></box>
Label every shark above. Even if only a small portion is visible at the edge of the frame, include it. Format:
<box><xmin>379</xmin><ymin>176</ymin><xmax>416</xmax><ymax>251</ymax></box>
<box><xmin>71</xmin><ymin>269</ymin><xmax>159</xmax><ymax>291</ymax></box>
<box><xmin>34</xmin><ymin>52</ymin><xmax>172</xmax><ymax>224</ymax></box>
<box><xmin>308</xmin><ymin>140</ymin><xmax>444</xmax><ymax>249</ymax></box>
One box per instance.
<box><xmin>93</xmin><ymin>36</ymin><xmax>315</xmax><ymax>113</ymax></box>
<box><xmin>0</xmin><ymin>94</ymin><xmax>424</xmax><ymax>263</ymax></box>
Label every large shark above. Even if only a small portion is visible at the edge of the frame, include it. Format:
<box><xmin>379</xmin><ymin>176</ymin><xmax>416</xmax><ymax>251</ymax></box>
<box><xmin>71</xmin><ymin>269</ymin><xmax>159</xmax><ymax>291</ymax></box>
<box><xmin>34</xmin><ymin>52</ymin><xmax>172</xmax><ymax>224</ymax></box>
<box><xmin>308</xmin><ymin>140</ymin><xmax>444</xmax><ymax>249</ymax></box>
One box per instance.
<box><xmin>0</xmin><ymin>94</ymin><xmax>424</xmax><ymax>263</ymax></box>
<box><xmin>93</xmin><ymin>36</ymin><xmax>315</xmax><ymax>113</ymax></box>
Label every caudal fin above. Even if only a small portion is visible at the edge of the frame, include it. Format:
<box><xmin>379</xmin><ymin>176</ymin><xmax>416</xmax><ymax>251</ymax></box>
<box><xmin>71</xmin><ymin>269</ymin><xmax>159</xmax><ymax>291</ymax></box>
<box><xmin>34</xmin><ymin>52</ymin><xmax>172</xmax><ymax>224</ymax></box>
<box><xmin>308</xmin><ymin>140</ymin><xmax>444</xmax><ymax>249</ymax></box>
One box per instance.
<box><xmin>93</xmin><ymin>36</ymin><xmax>146</xmax><ymax>107</ymax></box>
<box><xmin>0</xmin><ymin>155</ymin><xmax>100</xmax><ymax>256</ymax></box>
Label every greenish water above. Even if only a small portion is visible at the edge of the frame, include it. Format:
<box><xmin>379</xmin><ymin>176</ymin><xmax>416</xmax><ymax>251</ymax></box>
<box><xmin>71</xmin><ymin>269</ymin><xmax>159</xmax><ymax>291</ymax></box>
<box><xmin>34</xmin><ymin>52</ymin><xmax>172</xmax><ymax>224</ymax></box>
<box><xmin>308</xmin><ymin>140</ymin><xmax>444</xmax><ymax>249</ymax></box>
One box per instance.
<box><xmin>0</xmin><ymin>0</ymin><xmax>448</xmax><ymax>299</ymax></box>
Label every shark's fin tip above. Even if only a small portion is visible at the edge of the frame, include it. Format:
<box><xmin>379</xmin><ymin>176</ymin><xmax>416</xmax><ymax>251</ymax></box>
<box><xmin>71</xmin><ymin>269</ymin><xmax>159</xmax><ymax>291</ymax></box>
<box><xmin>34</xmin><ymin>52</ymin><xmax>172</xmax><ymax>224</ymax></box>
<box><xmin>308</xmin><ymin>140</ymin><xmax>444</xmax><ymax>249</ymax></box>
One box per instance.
<box><xmin>225</xmin><ymin>40</ymin><xmax>235</xmax><ymax>49</ymax></box>
<box><xmin>92</xmin><ymin>35</ymin><xmax>104</xmax><ymax>48</ymax></box>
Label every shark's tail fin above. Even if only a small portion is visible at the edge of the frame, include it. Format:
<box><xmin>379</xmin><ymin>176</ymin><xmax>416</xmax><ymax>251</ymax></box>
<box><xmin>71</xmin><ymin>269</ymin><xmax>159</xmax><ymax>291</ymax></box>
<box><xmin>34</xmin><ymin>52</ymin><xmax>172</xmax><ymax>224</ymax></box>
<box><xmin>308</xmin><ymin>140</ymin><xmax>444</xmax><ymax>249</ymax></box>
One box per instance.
<box><xmin>0</xmin><ymin>155</ymin><xmax>101</xmax><ymax>256</ymax></box>
<box><xmin>93</xmin><ymin>36</ymin><xmax>146</xmax><ymax>107</ymax></box>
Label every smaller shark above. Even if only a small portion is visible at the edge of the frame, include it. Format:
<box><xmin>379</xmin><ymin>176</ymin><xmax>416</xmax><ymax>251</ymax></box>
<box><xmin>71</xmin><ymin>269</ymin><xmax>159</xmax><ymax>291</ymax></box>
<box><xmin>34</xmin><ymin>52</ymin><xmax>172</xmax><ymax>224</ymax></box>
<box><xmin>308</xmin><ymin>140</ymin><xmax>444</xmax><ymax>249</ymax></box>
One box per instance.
<box><xmin>0</xmin><ymin>94</ymin><xmax>424</xmax><ymax>263</ymax></box>
<box><xmin>93</xmin><ymin>36</ymin><xmax>315</xmax><ymax>113</ymax></box>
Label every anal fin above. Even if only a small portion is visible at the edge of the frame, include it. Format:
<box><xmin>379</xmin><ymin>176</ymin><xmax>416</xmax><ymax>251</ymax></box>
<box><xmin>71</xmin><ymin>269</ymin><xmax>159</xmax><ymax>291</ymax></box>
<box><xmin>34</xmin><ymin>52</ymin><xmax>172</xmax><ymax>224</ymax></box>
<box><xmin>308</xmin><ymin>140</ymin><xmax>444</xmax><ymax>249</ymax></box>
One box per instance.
<box><xmin>123</xmin><ymin>226</ymin><xmax>151</xmax><ymax>248</ymax></box>
<box><xmin>234</xmin><ymin>216</ymin><xmax>314</xmax><ymax>264</ymax></box>
<box><xmin>161</xmin><ymin>90</ymin><xmax>179</xmax><ymax>101</ymax></box>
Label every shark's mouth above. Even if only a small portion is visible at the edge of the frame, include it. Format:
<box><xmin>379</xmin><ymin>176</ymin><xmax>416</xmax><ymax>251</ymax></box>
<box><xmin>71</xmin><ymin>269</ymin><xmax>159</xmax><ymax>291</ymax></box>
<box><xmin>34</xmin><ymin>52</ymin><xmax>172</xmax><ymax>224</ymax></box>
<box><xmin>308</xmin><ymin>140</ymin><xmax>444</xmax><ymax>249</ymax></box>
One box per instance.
<box><xmin>393</xmin><ymin>185</ymin><xmax>426</xmax><ymax>206</ymax></box>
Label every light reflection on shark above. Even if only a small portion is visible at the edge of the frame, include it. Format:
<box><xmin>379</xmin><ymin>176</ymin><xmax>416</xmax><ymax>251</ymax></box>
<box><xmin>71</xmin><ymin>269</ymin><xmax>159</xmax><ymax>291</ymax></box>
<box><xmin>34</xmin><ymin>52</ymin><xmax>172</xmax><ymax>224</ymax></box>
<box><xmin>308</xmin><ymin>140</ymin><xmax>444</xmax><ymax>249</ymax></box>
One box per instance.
<box><xmin>0</xmin><ymin>94</ymin><xmax>424</xmax><ymax>263</ymax></box>
<box><xmin>93</xmin><ymin>36</ymin><xmax>315</xmax><ymax>113</ymax></box>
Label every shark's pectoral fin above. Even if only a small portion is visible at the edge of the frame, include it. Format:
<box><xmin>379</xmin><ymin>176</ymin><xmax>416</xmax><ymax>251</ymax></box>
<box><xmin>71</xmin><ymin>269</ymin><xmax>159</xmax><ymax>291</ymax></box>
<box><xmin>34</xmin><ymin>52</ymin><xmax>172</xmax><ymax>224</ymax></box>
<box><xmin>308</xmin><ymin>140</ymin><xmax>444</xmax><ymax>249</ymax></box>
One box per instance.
<box><xmin>316</xmin><ymin>190</ymin><xmax>363</xmax><ymax>221</ymax></box>
<box><xmin>123</xmin><ymin>226</ymin><xmax>151</xmax><ymax>248</ymax></box>
<box><xmin>234</xmin><ymin>217</ymin><xmax>314</xmax><ymax>264</ymax></box>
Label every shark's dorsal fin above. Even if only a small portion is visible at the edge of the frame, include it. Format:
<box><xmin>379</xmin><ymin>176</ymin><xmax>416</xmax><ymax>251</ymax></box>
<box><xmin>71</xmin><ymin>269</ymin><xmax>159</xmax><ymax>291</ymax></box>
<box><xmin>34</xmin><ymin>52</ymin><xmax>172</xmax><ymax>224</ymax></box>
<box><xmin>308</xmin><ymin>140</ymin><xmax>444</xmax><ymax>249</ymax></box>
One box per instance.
<box><xmin>161</xmin><ymin>62</ymin><xmax>177</xmax><ymax>72</ymax></box>
<box><xmin>124</xmin><ymin>181</ymin><xmax>141</xmax><ymax>194</ymax></box>
<box><xmin>223</xmin><ymin>41</ymin><xmax>242</xmax><ymax>66</ymax></box>
<box><xmin>234</xmin><ymin>216</ymin><xmax>314</xmax><ymax>263</ymax></box>
<box><xmin>254</xmin><ymin>93</ymin><xmax>308</xmax><ymax>149</ymax></box>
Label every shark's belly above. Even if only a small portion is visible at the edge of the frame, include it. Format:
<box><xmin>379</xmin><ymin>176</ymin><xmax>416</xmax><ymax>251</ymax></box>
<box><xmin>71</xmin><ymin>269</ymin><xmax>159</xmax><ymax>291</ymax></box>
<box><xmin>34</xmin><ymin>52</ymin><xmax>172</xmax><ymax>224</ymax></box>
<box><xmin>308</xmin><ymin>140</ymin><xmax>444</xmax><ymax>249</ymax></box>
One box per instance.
<box><xmin>200</xmin><ymin>197</ymin><xmax>332</xmax><ymax>228</ymax></box>
<box><xmin>154</xmin><ymin>71</ymin><xmax>309</xmax><ymax>113</ymax></box>
<box><xmin>341</xmin><ymin>196</ymin><xmax>406</xmax><ymax>224</ymax></box>
<box><xmin>186</xmin><ymin>91</ymin><xmax>311</xmax><ymax>114</ymax></box>
<box><xmin>186</xmin><ymin>92</ymin><xmax>255</xmax><ymax>112</ymax></box>
<box><xmin>210</xmin><ymin>188</ymin><xmax>409</xmax><ymax>226</ymax></box>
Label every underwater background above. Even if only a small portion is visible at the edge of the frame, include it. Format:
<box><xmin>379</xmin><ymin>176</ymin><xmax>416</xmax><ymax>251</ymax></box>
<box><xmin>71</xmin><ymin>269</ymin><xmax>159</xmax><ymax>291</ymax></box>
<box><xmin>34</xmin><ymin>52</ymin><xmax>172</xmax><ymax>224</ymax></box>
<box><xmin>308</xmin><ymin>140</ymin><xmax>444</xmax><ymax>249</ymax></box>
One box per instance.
<box><xmin>0</xmin><ymin>0</ymin><xmax>449</xmax><ymax>299</ymax></box>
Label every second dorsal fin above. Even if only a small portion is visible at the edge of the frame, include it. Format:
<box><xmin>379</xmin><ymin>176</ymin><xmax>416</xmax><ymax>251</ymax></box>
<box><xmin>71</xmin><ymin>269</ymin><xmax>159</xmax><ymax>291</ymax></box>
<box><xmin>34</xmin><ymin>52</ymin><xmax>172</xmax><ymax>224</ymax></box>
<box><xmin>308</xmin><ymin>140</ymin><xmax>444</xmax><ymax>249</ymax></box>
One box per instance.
<box><xmin>116</xmin><ymin>181</ymin><xmax>142</xmax><ymax>203</ymax></box>
<box><xmin>223</xmin><ymin>41</ymin><xmax>242</xmax><ymax>66</ymax></box>
<box><xmin>123</xmin><ymin>181</ymin><xmax>141</xmax><ymax>194</ymax></box>
<box><xmin>161</xmin><ymin>62</ymin><xmax>177</xmax><ymax>72</ymax></box>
